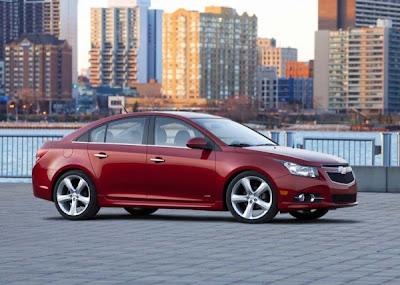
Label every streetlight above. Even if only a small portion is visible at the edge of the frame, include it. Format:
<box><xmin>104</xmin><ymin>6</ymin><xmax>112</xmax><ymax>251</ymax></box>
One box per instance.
<box><xmin>9</xmin><ymin>103</ymin><xmax>17</xmax><ymax>121</ymax></box>
<box><xmin>23</xmin><ymin>104</ymin><xmax>27</xmax><ymax>121</ymax></box>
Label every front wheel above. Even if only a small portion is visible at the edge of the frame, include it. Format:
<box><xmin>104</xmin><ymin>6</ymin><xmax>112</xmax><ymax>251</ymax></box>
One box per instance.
<box><xmin>54</xmin><ymin>170</ymin><xmax>100</xmax><ymax>220</ymax></box>
<box><xmin>124</xmin><ymin>207</ymin><xmax>158</xmax><ymax>216</ymax></box>
<box><xmin>289</xmin><ymin>209</ymin><xmax>329</xmax><ymax>220</ymax></box>
<box><xmin>226</xmin><ymin>171</ymin><xmax>278</xmax><ymax>223</ymax></box>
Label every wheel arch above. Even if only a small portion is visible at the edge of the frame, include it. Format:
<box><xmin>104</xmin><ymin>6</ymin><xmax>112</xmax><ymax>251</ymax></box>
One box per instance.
<box><xmin>51</xmin><ymin>166</ymin><xmax>97</xmax><ymax>202</ymax></box>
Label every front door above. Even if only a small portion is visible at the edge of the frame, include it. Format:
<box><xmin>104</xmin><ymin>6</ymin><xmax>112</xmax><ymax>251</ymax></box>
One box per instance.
<box><xmin>146</xmin><ymin>116</ymin><xmax>216</xmax><ymax>204</ymax></box>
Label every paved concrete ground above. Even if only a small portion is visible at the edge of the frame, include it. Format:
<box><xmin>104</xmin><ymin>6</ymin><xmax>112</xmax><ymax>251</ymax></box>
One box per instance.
<box><xmin>0</xmin><ymin>184</ymin><xmax>400</xmax><ymax>285</ymax></box>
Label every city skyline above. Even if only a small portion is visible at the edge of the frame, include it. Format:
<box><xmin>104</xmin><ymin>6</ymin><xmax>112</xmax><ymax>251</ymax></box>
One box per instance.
<box><xmin>78</xmin><ymin>0</ymin><xmax>318</xmax><ymax>73</ymax></box>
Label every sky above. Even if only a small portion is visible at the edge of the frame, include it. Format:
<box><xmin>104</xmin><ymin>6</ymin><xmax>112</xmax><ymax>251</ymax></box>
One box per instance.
<box><xmin>78</xmin><ymin>0</ymin><xmax>318</xmax><ymax>73</ymax></box>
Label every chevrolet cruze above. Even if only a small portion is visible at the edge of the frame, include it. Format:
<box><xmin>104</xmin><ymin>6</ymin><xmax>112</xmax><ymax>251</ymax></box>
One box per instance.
<box><xmin>32</xmin><ymin>112</ymin><xmax>357</xmax><ymax>223</ymax></box>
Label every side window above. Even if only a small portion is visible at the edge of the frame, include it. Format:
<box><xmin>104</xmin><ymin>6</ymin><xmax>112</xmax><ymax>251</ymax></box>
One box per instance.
<box><xmin>106</xmin><ymin>117</ymin><xmax>146</xmax><ymax>145</ymax></box>
<box><xmin>155</xmin><ymin>117</ymin><xmax>204</xmax><ymax>147</ymax></box>
<box><xmin>75</xmin><ymin>132</ymin><xmax>89</xmax><ymax>142</ymax></box>
<box><xmin>90</xmin><ymin>124</ymin><xmax>107</xmax><ymax>143</ymax></box>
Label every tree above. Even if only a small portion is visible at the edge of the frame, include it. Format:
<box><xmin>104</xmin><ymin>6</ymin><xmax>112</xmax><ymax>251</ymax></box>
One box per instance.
<box><xmin>219</xmin><ymin>96</ymin><xmax>258</xmax><ymax>123</ymax></box>
<box><xmin>133</xmin><ymin>101</ymin><xmax>139</xmax><ymax>112</ymax></box>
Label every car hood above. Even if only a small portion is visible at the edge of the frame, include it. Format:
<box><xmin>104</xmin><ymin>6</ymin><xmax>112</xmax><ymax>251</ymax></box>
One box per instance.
<box><xmin>243</xmin><ymin>145</ymin><xmax>348</xmax><ymax>166</ymax></box>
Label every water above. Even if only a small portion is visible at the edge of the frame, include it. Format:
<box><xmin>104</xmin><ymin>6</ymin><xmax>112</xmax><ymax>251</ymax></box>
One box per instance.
<box><xmin>1</xmin><ymin>128</ymin><xmax>399</xmax><ymax>183</ymax></box>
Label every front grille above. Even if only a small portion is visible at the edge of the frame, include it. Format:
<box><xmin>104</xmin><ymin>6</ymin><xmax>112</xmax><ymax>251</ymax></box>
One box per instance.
<box><xmin>327</xmin><ymin>172</ymin><xmax>355</xmax><ymax>184</ymax></box>
<box><xmin>322</xmin><ymin>164</ymin><xmax>349</xmax><ymax>168</ymax></box>
<box><xmin>332</xmin><ymin>194</ymin><xmax>357</xmax><ymax>204</ymax></box>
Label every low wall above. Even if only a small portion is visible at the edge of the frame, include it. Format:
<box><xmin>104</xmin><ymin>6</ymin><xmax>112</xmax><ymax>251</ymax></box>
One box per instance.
<box><xmin>352</xmin><ymin>166</ymin><xmax>400</xmax><ymax>193</ymax></box>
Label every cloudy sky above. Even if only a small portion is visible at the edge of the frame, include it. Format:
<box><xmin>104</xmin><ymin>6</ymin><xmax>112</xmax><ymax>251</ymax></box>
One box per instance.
<box><xmin>78</xmin><ymin>0</ymin><xmax>318</xmax><ymax>72</ymax></box>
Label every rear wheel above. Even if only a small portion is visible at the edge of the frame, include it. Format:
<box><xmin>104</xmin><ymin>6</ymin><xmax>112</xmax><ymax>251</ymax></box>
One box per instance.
<box><xmin>124</xmin><ymin>207</ymin><xmax>158</xmax><ymax>216</ymax></box>
<box><xmin>226</xmin><ymin>171</ymin><xmax>278</xmax><ymax>223</ymax></box>
<box><xmin>54</xmin><ymin>170</ymin><xmax>100</xmax><ymax>220</ymax></box>
<box><xmin>289</xmin><ymin>209</ymin><xmax>329</xmax><ymax>220</ymax></box>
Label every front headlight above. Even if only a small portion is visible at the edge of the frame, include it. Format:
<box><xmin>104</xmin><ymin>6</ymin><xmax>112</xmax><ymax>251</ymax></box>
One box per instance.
<box><xmin>283</xmin><ymin>162</ymin><xmax>319</xmax><ymax>178</ymax></box>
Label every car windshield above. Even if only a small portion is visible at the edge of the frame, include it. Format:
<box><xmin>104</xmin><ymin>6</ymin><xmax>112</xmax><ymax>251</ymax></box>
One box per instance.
<box><xmin>193</xmin><ymin>118</ymin><xmax>276</xmax><ymax>147</ymax></box>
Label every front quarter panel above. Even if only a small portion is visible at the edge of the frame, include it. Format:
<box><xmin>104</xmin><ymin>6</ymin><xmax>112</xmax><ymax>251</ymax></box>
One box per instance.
<box><xmin>215</xmin><ymin>148</ymin><xmax>289</xmax><ymax>208</ymax></box>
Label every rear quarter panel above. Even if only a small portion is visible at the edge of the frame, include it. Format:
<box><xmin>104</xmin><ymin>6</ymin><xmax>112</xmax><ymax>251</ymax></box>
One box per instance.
<box><xmin>33</xmin><ymin>141</ymin><xmax>95</xmax><ymax>201</ymax></box>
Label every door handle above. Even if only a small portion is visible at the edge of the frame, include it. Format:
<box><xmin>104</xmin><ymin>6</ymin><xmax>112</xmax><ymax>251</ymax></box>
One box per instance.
<box><xmin>150</xmin><ymin>157</ymin><xmax>165</xmax><ymax>163</ymax></box>
<box><xmin>94</xmin><ymin>153</ymin><xmax>108</xmax><ymax>159</ymax></box>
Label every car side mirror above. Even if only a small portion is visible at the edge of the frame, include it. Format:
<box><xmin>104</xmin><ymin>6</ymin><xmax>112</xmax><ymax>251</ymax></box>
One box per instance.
<box><xmin>186</xmin><ymin>137</ymin><xmax>213</xmax><ymax>150</ymax></box>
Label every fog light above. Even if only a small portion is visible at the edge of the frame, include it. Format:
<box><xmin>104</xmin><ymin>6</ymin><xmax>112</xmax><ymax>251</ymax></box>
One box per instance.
<box><xmin>294</xmin><ymin>193</ymin><xmax>323</xmax><ymax>203</ymax></box>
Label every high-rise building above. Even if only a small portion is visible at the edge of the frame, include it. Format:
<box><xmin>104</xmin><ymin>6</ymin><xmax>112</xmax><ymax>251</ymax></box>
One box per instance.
<box><xmin>277</xmin><ymin>78</ymin><xmax>313</xmax><ymax>110</ymax></box>
<box><xmin>318</xmin><ymin>0</ymin><xmax>356</xmax><ymax>30</ymax></box>
<box><xmin>286</xmin><ymin>61</ymin><xmax>311</xmax><ymax>78</ymax></box>
<box><xmin>309</xmin><ymin>60</ymin><xmax>314</xmax><ymax>78</ymax></box>
<box><xmin>148</xmin><ymin>9</ymin><xmax>163</xmax><ymax>83</ymax></box>
<box><xmin>0</xmin><ymin>61</ymin><xmax>4</xmax><ymax>94</ymax></box>
<box><xmin>317</xmin><ymin>19</ymin><xmax>400</xmax><ymax>113</ymax></box>
<box><xmin>258</xmin><ymin>66</ymin><xmax>313</xmax><ymax>111</ymax></box>
<box><xmin>319</xmin><ymin>0</ymin><xmax>400</xmax><ymax>30</ymax></box>
<box><xmin>163</xmin><ymin>7</ymin><xmax>258</xmax><ymax>103</ymax></box>
<box><xmin>44</xmin><ymin>0</ymin><xmax>78</xmax><ymax>83</ymax></box>
<box><xmin>258</xmin><ymin>66</ymin><xmax>278</xmax><ymax>110</ymax></box>
<box><xmin>4</xmin><ymin>34</ymin><xmax>72</xmax><ymax>112</ymax></box>
<box><xmin>89</xmin><ymin>0</ymin><xmax>162</xmax><ymax>87</ymax></box>
<box><xmin>0</xmin><ymin>0</ymin><xmax>45</xmax><ymax>60</ymax></box>
<box><xmin>25</xmin><ymin>0</ymin><xmax>44</xmax><ymax>34</ymax></box>
<box><xmin>0</xmin><ymin>0</ymin><xmax>23</xmax><ymax>61</ymax></box>
<box><xmin>257</xmin><ymin>38</ymin><xmax>297</xmax><ymax>77</ymax></box>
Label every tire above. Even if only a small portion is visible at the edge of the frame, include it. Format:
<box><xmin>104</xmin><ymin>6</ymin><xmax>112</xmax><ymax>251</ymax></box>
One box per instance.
<box><xmin>289</xmin><ymin>209</ymin><xmax>329</xmax><ymax>220</ymax></box>
<box><xmin>124</xmin><ymin>207</ymin><xmax>158</xmax><ymax>216</ymax></box>
<box><xmin>53</xmin><ymin>170</ymin><xmax>100</xmax><ymax>220</ymax></box>
<box><xmin>226</xmin><ymin>171</ymin><xmax>278</xmax><ymax>223</ymax></box>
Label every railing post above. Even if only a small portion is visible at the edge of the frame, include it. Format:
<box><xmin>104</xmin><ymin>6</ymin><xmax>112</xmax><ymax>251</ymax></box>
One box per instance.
<box><xmin>398</xmin><ymin>133</ymin><xmax>400</xmax><ymax>166</ymax></box>
<box><xmin>381</xmin><ymin>132</ymin><xmax>391</xmax><ymax>166</ymax></box>
<box><xmin>371</xmin><ymin>139</ymin><xmax>375</xmax><ymax>166</ymax></box>
<box><xmin>284</xmin><ymin>131</ymin><xmax>295</xmax><ymax>147</ymax></box>
<box><xmin>270</xmin><ymin>131</ymin><xmax>280</xmax><ymax>144</ymax></box>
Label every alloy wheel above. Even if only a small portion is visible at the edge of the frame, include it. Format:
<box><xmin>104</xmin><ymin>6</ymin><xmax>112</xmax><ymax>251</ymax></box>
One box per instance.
<box><xmin>230</xmin><ymin>176</ymin><xmax>273</xmax><ymax>220</ymax></box>
<box><xmin>56</xmin><ymin>175</ymin><xmax>91</xmax><ymax>216</ymax></box>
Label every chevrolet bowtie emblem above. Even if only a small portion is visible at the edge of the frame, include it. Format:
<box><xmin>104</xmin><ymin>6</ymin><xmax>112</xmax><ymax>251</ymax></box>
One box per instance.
<box><xmin>338</xmin><ymin>166</ymin><xmax>347</xmax><ymax>175</ymax></box>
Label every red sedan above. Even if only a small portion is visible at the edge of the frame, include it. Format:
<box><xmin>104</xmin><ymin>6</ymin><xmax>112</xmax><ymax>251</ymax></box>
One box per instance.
<box><xmin>32</xmin><ymin>112</ymin><xmax>357</xmax><ymax>223</ymax></box>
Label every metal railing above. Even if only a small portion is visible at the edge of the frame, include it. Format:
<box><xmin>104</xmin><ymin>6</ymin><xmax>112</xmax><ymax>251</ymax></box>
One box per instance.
<box><xmin>268</xmin><ymin>131</ymin><xmax>397</xmax><ymax>166</ymax></box>
<box><xmin>0</xmin><ymin>135</ymin><xmax>63</xmax><ymax>178</ymax></box>
<box><xmin>0</xmin><ymin>132</ymin><xmax>399</xmax><ymax>179</ymax></box>
<box><xmin>302</xmin><ymin>137</ymin><xmax>376</xmax><ymax>166</ymax></box>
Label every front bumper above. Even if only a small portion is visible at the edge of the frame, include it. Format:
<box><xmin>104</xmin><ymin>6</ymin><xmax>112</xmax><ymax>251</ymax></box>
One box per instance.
<box><xmin>275</xmin><ymin>169</ymin><xmax>358</xmax><ymax>211</ymax></box>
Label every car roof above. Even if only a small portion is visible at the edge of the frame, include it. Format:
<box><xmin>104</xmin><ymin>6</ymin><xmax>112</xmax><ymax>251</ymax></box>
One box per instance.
<box><xmin>62</xmin><ymin>111</ymin><xmax>225</xmax><ymax>142</ymax></box>
<box><xmin>146</xmin><ymin>111</ymin><xmax>223</xmax><ymax>119</ymax></box>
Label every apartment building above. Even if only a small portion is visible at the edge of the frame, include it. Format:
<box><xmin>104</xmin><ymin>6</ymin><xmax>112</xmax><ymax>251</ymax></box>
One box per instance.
<box><xmin>163</xmin><ymin>7</ymin><xmax>258</xmax><ymax>103</ymax></box>
<box><xmin>44</xmin><ymin>0</ymin><xmax>78</xmax><ymax>83</ymax></box>
<box><xmin>286</xmin><ymin>61</ymin><xmax>311</xmax><ymax>78</ymax></box>
<box><xmin>319</xmin><ymin>20</ymin><xmax>400</xmax><ymax>113</ymax></box>
<box><xmin>4</xmin><ymin>34</ymin><xmax>72</xmax><ymax>112</ymax></box>
<box><xmin>319</xmin><ymin>0</ymin><xmax>400</xmax><ymax>30</ymax></box>
<box><xmin>89</xmin><ymin>0</ymin><xmax>162</xmax><ymax>87</ymax></box>
<box><xmin>257</xmin><ymin>38</ymin><xmax>297</xmax><ymax>77</ymax></box>
<box><xmin>0</xmin><ymin>0</ymin><xmax>44</xmax><ymax>60</ymax></box>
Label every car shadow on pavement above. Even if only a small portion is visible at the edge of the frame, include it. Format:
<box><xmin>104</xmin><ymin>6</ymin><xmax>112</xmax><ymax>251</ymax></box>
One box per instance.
<box><xmin>271</xmin><ymin>217</ymin><xmax>362</xmax><ymax>224</ymax></box>
<box><xmin>44</xmin><ymin>213</ymin><xmax>362</xmax><ymax>224</ymax></box>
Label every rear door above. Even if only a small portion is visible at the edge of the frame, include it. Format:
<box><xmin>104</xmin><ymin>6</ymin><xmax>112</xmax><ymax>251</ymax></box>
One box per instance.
<box><xmin>87</xmin><ymin>116</ymin><xmax>149</xmax><ymax>201</ymax></box>
<box><xmin>146</xmin><ymin>116</ymin><xmax>217</xmax><ymax>204</ymax></box>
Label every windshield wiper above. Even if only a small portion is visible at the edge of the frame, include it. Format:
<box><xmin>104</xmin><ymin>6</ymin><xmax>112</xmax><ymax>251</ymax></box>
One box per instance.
<box><xmin>254</xmin><ymin>143</ymin><xmax>274</xmax><ymax>146</ymax></box>
<box><xmin>229</xmin><ymin>143</ymin><xmax>252</xmax><ymax>147</ymax></box>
